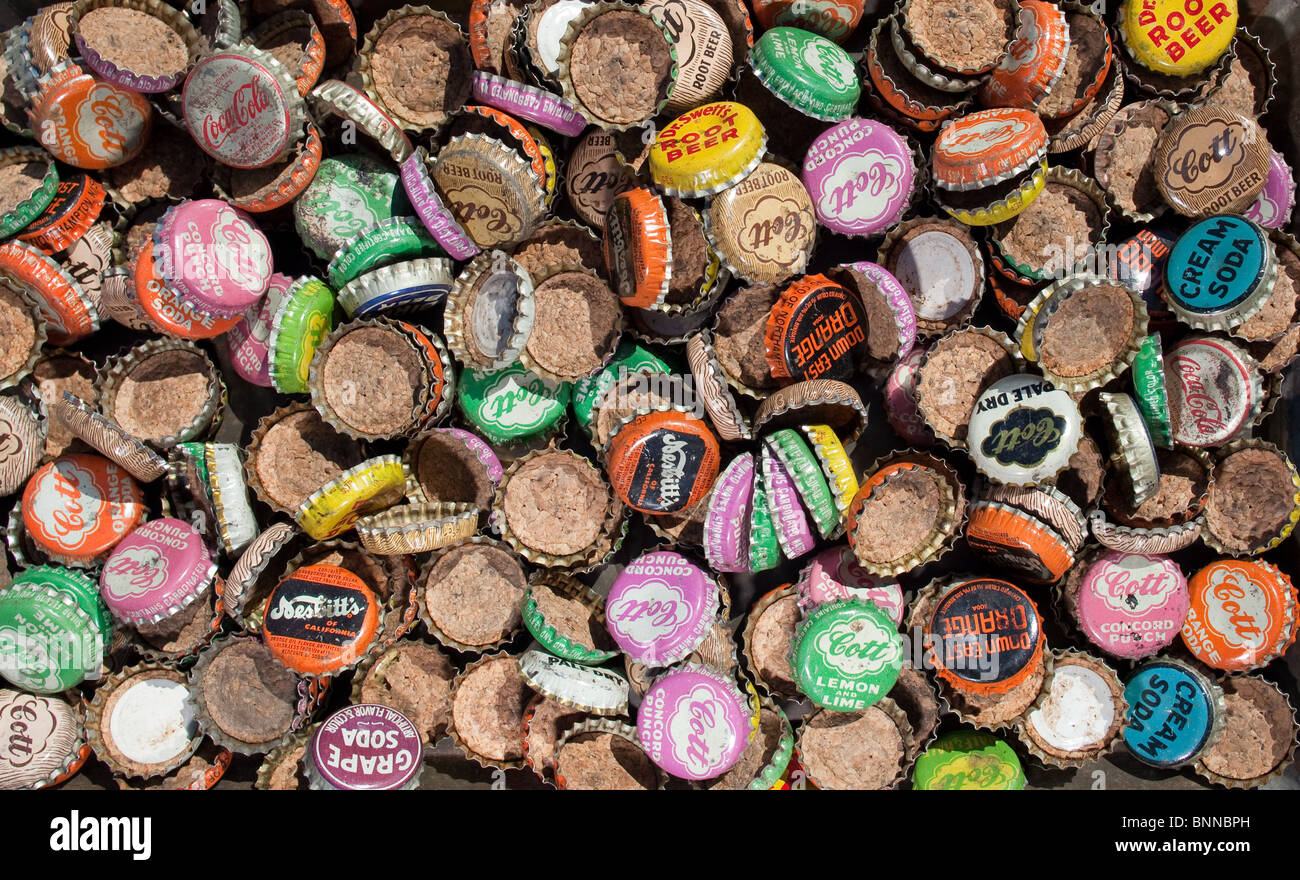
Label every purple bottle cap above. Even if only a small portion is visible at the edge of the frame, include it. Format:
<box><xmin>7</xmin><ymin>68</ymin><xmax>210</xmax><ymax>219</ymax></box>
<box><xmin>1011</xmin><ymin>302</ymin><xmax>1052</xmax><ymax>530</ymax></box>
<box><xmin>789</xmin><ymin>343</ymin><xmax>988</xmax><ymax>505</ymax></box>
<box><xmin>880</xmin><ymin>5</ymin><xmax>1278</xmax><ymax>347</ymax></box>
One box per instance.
<box><xmin>636</xmin><ymin>664</ymin><xmax>754</xmax><ymax>781</ymax></box>
<box><xmin>1243</xmin><ymin>149</ymin><xmax>1296</xmax><ymax>230</ymax></box>
<box><xmin>797</xmin><ymin>545</ymin><xmax>904</xmax><ymax>622</ymax></box>
<box><xmin>99</xmin><ymin>517</ymin><xmax>215</xmax><ymax>624</ymax></box>
<box><xmin>224</xmin><ymin>272</ymin><xmax>291</xmax><ymax>387</ymax></box>
<box><xmin>884</xmin><ymin>346</ymin><xmax>935</xmax><ymax>447</ymax></box>
<box><xmin>802</xmin><ymin>118</ymin><xmax>916</xmax><ymax>238</ymax></box>
<box><xmin>154</xmin><ymin>199</ymin><xmax>273</xmax><ymax>318</ymax></box>
<box><xmin>432</xmin><ymin>427</ymin><xmax>503</xmax><ymax>484</ymax></box>
<box><xmin>307</xmin><ymin>704</ymin><xmax>422</xmax><ymax>790</ymax></box>
<box><xmin>840</xmin><ymin>260</ymin><xmax>917</xmax><ymax>359</ymax></box>
<box><xmin>605</xmin><ymin>549</ymin><xmax>719</xmax><ymax>666</ymax></box>
<box><xmin>760</xmin><ymin>441</ymin><xmax>816</xmax><ymax>558</ymax></box>
<box><xmin>471</xmin><ymin>71</ymin><xmax>587</xmax><ymax>138</ymax></box>
<box><xmin>704</xmin><ymin>453</ymin><xmax>755</xmax><ymax>573</ymax></box>
<box><xmin>400</xmin><ymin>151</ymin><xmax>481</xmax><ymax>261</ymax></box>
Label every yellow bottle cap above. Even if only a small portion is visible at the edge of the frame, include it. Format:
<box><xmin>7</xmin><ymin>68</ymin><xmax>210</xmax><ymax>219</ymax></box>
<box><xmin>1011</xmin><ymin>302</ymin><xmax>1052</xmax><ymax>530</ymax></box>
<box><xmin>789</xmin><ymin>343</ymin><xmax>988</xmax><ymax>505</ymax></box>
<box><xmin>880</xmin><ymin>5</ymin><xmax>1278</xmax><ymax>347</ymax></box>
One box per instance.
<box><xmin>295</xmin><ymin>455</ymin><xmax>407</xmax><ymax>540</ymax></box>
<box><xmin>941</xmin><ymin>160</ymin><xmax>1049</xmax><ymax>228</ymax></box>
<box><xmin>648</xmin><ymin>101</ymin><xmax>767</xmax><ymax>199</ymax></box>
<box><xmin>800</xmin><ymin>424</ymin><xmax>858</xmax><ymax>519</ymax></box>
<box><xmin>1121</xmin><ymin>0</ymin><xmax>1237</xmax><ymax>76</ymax></box>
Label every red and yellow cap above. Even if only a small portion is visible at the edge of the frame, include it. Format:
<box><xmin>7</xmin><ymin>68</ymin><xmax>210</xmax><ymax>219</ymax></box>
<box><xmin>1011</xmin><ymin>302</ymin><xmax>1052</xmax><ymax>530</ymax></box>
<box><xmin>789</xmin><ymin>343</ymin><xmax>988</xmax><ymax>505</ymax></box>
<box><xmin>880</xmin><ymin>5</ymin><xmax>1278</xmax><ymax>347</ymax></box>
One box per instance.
<box><xmin>649</xmin><ymin>101</ymin><xmax>766</xmax><ymax>199</ymax></box>
<box><xmin>1121</xmin><ymin>0</ymin><xmax>1236</xmax><ymax>76</ymax></box>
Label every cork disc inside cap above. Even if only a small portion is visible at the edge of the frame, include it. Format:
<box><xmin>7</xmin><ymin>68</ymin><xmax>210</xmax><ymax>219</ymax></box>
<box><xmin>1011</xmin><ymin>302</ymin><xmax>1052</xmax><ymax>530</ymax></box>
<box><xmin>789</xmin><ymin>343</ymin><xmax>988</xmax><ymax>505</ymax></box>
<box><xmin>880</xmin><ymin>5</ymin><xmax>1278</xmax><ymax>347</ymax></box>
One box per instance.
<box><xmin>452</xmin><ymin>655</ymin><xmax>532</xmax><ymax>762</ymax></box>
<box><xmin>321</xmin><ymin>326</ymin><xmax>423</xmax><ymax>436</ymax></box>
<box><xmin>1037</xmin><ymin>284</ymin><xmax>1136</xmax><ymax>379</ymax></box>
<box><xmin>799</xmin><ymin>706</ymin><xmax>905</xmax><ymax>789</ymax></box>
<box><xmin>423</xmin><ymin>542</ymin><xmax>527</xmax><ymax>647</ymax></box>
<box><xmin>0</xmin><ymin>284</ymin><xmax>38</xmax><ymax>381</ymax></box>
<box><xmin>526</xmin><ymin>271</ymin><xmax>621</xmax><ymax>380</ymax></box>
<box><xmin>76</xmin><ymin>7</ymin><xmax>191</xmax><ymax>80</ymax></box>
<box><xmin>503</xmin><ymin>452</ymin><xmax>610</xmax><ymax>557</ymax></box>
<box><xmin>254</xmin><ymin>409</ymin><xmax>364</xmax><ymax>512</ymax></box>
<box><xmin>413</xmin><ymin>432</ymin><xmax>495</xmax><ymax>508</ymax></box>
<box><xmin>852</xmin><ymin>468</ymin><xmax>943</xmax><ymax>565</ymax></box>
<box><xmin>915</xmin><ymin>332</ymin><xmax>1017</xmax><ymax>444</ymax></box>
<box><xmin>200</xmin><ymin>639</ymin><xmax>297</xmax><ymax>745</ymax></box>
<box><xmin>557</xmin><ymin>730</ymin><xmax>659</xmax><ymax>789</ymax></box>
<box><xmin>110</xmin><ymin>348</ymin><xmax>214</xmax><ymax>442</ymax></box>
<box><xmin>568</xmin><ymin>10</ymin><xmax>675</xmax><ymax>125</ymax></box>
<box><xmin>358</xmin><ymin>642</ymin><xmax>456</xmax><ymax>743</ymax></box>
<box><xmin>368</xmin><ymin>13</ymin><xmax>473</xmax><ymax>129</ymax></box>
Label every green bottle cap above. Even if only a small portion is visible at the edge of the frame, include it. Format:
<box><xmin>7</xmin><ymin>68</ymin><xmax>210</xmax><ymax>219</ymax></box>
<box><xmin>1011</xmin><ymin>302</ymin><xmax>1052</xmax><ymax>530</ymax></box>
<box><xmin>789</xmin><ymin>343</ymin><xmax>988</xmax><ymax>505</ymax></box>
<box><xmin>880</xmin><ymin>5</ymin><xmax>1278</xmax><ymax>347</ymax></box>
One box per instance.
<box><xmin>748</xmin><ymin>466</ymin><xmax>782</xmax><ymax>573</ymax></box>
<box><xmin>457</xmin><ymin>363</ymin><xmax>571</xmax><ymax>445</ymax></box>
<box><xmin>748</xmin><ymin>27</ymin><xmax>861</xmax><ymax>122</ymax></box>
<box><xmin>1131</xmin><ymin>333</ymin><xmax>1173</xmax><ymax>450</ymax></box>
<box><xmin>789</xmin><ymin>598</ymin><xmax>902</xmax><ymax>711</ymax></box>
<box><xmin>11</xmin><ymin>565</ymin><xmax>110</xmax><ymax>642</ymax></box>
<box><xmin>293</xmin><ymin>153</ymin><xmax>411</xmax><ymax>260</ymax></box>
<box><xmin>0</xmin><ymin>581</ymin><xmax>104</xmax><ymax>693</ymax></box>
<box><xmin>269</xmin><ymin>276</ymin><xmax>336</xmax><ymax>394</ymax></box>
<box><xmin>571</xmin><ymin>341</ymin><xmax>673</xmax><ymax>433</ymax></box>
<box><xmin>326</xmin><ymin>216</ymin><xmax>445</xmax><ymax>288</ymax></box>
<box><xmin>521</xmin><ymin>584</ymin><xmax>619</xmax><ymax>667</ymax></box>
<box><xmin>912</xmin><ymin>731</ymin><xmax>1026</xmax><ymax>790</ymax></box>
<box><xmin>0</xmin><ymin>148</ymin><xmax>59</xmax><ymax>239</ymax></box>
<box><xmin>766</xmin><ymin>430</ymin><xmax>839</xmax><ymax>539</ymax></box>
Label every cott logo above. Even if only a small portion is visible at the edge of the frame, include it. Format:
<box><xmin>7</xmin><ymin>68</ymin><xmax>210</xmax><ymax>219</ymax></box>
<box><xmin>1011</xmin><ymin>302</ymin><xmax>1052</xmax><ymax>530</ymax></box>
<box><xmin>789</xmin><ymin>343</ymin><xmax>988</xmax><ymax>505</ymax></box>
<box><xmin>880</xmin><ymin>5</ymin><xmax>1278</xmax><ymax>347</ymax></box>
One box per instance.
<box><xmin>800</xmin><ymin>41</ymin><xmax>856</xmax><ymax>89</ymax></box>
<box><xmin>607</xmin><ymin>579</ymin><xmax>693</xmax><ymax>648</ymax></box>
<box><xmin>1164</xmin><ymin>120</ymin><xmax>1248</xmax><ymax>194</ymax></box>
<box><xmin>818</xmin><ymin>150</ymin><xmax>907</xmax><ymax>227</ymax></box>
<box><xmin>813</xmin><ymin>613</ymin><xmax>899</xmax><ymax>676</ymax></box>
<box><xmin>75</xmin><ymin>82</ymin><xmax>147</xmax><ymax>164</ymax></box>
<box><xmin>29</xmin><ymin>462</ymin><xmax>102</xmax><ymax>550</ymax></box>
<box><xmin>1092</xmin><ymin>558</ymin><xmax>1181</xmax><ymax>615</ymax></box>
<box><xmin>2</xmin><ymin>694</ymin><xmax>58</xmax><ymax>770</ymax></box>
<box><xmin>102</xmin><ymin>547</ymin><xmax>169</xmax><ymax>599</ymax></box>
<box><xmin>942</xmin><ymin>117</ymin><xmax>1031</xmax><ymax>157</ymax></box>
<box><xmin>1202</xmin><ymin>567</ymin><xmax>1272</xmax><ymax>652</ymax></box>
<box><xmin>211</xmin><ymin>206</ymin><xmax>272</xmax><ymax>290</ymax></box>
<box><xmin>481</xmin><ymin>374</ymin><xmax>552</xmax><ymax>432</ymax></box>
<box><xmin>667</xmin><ymin>683</ymin><xmax>734</xmax><ymax>777</ymax></box>
<box><xmin>777</xmin><ymin>0</ymin><xmax>858</xmax><ymax>41</ymax></box>
<box><xmin>1002</xmin><ymin>7</ymin><xmax>1041</xmax><ymax>73</ymax></box>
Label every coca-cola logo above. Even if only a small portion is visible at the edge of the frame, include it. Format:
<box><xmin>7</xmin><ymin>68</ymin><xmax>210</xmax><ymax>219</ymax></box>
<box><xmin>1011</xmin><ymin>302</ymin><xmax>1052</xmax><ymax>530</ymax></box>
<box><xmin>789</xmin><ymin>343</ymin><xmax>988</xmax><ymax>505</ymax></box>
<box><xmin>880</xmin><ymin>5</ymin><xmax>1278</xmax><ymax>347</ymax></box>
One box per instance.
<box><xmin>1169</xmin><ymin>352</ymin><xmax>1233</xmax><ymax>439</ymax></box>
<box><xmin>813</xmin><ymin>613</ymin><xmax>900</xmax><ymax>676</ymax></box>
<box><xmin>201</xmin><ymin>80</ymin><xmax>272</xmax><ymax>150</ymax></box>
<box><xmin>1202</xmin><ymin>567</ymin><xmax>1273</xmax><ymax>652</ymax></box>
<box><xmin>1090</xmin><ymin>557</ymin><xmax>1180</xmax><ymax>615</ymax></box>
<box><xmin>667</xmin><ymin>683</ymin><xmax>735</xmax><ymax>777</ymax></box>
<box><xmin>608</xmin><ymin>578</ymin><xmax>692</xmax><ymax>648</ymax></box>
<box><xmin>102</xmin><ymin>546</ymin><xmax>169</xmax><ymax>599</ymax></box>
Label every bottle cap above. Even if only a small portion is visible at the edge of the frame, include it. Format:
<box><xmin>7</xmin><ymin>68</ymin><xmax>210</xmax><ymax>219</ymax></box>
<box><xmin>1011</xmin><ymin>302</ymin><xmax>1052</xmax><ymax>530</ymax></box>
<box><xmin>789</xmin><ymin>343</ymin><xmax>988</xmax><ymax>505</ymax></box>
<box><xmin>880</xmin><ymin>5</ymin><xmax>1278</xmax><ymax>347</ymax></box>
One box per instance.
<box><xmin>604</xmin><ymin>186</ymin><xmax>671</xmax><ymax>309</ymax></box>
<box><xmin>1162</xmin><ymin>335</ymin><xmax>1261</xmax><ymax>448</ymax></box>
<box><xmin>1075</xmin><ymin>550</ymin><xmax>1189</xmax><ymax>661</ymax></box>
<box><xmin>1120</xmin><ymin>0</ymin><xmax>1236</xmax><ymax>76</ymax></box>
<box><xmin>154</xmin><ymin>198</ymin><xmax>273</xmax><ymax>319</ymax></box>
<box><xmin>928</xmin><ymin>576</ymin><xmax>1044</xmax><ymax>694</ymax></box>
<box><xmin>31</xmin><ymin>64</ymin><xmax>152</xmax><ymax>169</ymax></box>
<box><xmin>931</xmin><ymin>107</ymin><xmax>1048</xmax><ymax>191</ymax></box>
<box><xmin>182</xmin><ymin>45</ymin><xmax>307</xmax><ymax>169</ymax></box>
<box><xmin>802</xmin><ymin>117</ymin><xmax>917</xmax><ymax>238</ymax></box>
<box><xmin>605</xmin><ymin>408</ymin><xmax>721</xmax><ymax>514</ymax></box>
<box><xmin>1163</xmin><ymin>215</ymin><xmax>1275</xmax><ymax>332</ymax></box>
<box><xmin>1153</xmin><ymin>106</ymin><xmax>1270</xmax><ymax>218</ymax></box>
<box><xmin>100</xmin><ymin>517</ymin><xmax>215</xmax><ymax>625</ymax></box>
<box><xmin>1182</xmin><ymin>559</ymin><xmax>1297</xmax><ymax>672</ymax></box>
<box><xmin>262</xmin><ymin>563</ymin><xmax>381</xmax><ymax>677</ymax></box>
<box><xmin>789</xmin><ymin>598</ymin><xmax>904</xmax><ymax>712</ymax></box>
<box><xmin>704</xmin><ymin>161</ymin><xmax>816</xmax><ymax>285</ymax></box>
<box><xmin>764</xmin><ymin>273</ymin><xmax>867</xmax><ymax>383</ymax></box>
<box><xmin>21</xmin><ymin>453</ymin><xmax>146</xmax><ymax>565</ymax></box>
<box><xmin>648</xmin><ymin>100</ymin><xmax>766</xmax><ymax>199</ymax></box>
<box><xmin>913</xmin><ymin>730</ymin><xmax>1025</xmax><ymax>789</ymax></box>
<box><xmin>966</xmin><ymin>373</ymin><xmax>1083</xmax><ymax>486</ymax></box>
<box><xmin>636</xmin><ymin>663</ymin><xmax>755</xmax><ymax>780</ymax></box>
<box><xmin>748</xmin><ymin>26</ymin><xmax>860</xmax><ymax>121</ymax></box>
<box><xmin>1123</xmin><ymin>658</ymin><xmax>1223</xmax><ymax>767</ymax></box>
<box><xmin>456</xmin><ymin>363</ymin><xmax>571</xmax><ymax>446</ymax></box>
<box><xmin>306</xmin><ymin>704</ymin><xmax>421</xmax><ymax>790</ymax></box>
<box><xmin>605</xmin><ymin>549</ymin><xmax>719</xmax><ymax>666</ymax></box>
<box><xmin>293</xmin><ymin>153</ymin><xmax>410</xmax><ymax>261</ymax></box>
<box><xmin>0</xmin><ymin>576</ymin><xmax>104</xmax><ymax>693</ymax></box>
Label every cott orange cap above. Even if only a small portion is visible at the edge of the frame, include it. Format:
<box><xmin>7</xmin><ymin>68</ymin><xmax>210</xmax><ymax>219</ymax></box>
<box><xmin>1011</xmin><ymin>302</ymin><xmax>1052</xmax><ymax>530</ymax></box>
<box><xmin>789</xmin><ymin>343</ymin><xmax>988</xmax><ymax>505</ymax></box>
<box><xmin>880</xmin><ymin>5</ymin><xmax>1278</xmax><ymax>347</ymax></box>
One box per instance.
<box><xmin>932</xmin><ymin>108</ymin><xmax>1048</xmax><ymax>191</ymax></box>
<box><xmin>979</xmin><ymin>1</ymin><xmax>1070</xmax><ymax>111</ymax></box>
<box><xmin>32</xmin><ymin>66</ymin><xmax>152</xmax><ymax>170</ymax></box>
<box><xmin>0</xmin><ymin>240</ymin><xmax>99</xmax><ymax>345</ymax></box>
<box><xmin>22</xmin><ymin>453</ymin><xmax>146</xmax><ymax>564</ymax></box>
<box><xmin>605</xmin><ymin>408</ymin><xmax>721</xmax><ymax>514</ymax></box>
<box><xmin>604</xmin><ymin>186</ymin><xmax>672</xmax><ymax>309</ymax></box>
<box><xmin>261</xmin><ymin>563</ymin><xmax>381</xmax><ymax>677</ymax></box>
<box><xmin>134</xmin><ymin>244</ymin><xmax>242</xmax><ymax>340</ymax></box>
<box><xmin>1181</xmin><ymin>559</ymin><xmax>1298</xmax><ymax>672</ymax></box>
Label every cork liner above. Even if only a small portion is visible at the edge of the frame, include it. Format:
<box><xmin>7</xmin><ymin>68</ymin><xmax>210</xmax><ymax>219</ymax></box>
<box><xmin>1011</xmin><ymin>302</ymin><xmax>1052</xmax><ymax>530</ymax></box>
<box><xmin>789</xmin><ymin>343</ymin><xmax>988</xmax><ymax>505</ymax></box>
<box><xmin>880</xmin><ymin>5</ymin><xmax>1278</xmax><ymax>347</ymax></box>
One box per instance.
<box><xmin>186</xmin><ymin>633</ymin><xmax>311</xmax><ymax>757</ymax></box>
<box><xmin>391</xmin><ymin>321</ymin><xmax>457</xmax><ymax>429</ymax></box>
<box><xmin>911</xmin><ymin>325</ymin><xmax>1022</xmax><ymax>449</ymax></box>
<box><xmin>308</xmin><ymin>79</ymin><xmax>413</xmax><ymax>164</ymax></box>
<box><xmin>403</xmin><ymin>427</ymin><xmax>503</xmax><ymax>513</ymax></box>
<box><xmin>554</xmin><ymin>717</ymin><xmax>662</xmax><ymax>790</ymax></box>
<box><xmin>1202</xmin><ymin>28</ymin><xmax>1276</xmax><ymax>117</ymax></box>
<box><xmin>355</xmin><ymin>502</ymin><xmax>479</xmax><ymax>555</ymax></box>
<box><xmin>417</xmin><ymin>534</ymin><xmax>523</xmax><ymax>652</ymax></box>
<box><xmin>0</xmin><ymin>284</ymin><xmax>48</xmax><ymax>393</ymax></box>
<box><xmin>795</xmin><ymin>697</ymin><xmax>915</xmax><ymax>791</ymax></box>
<box><xmin>517</xmin><ymin>261</ymin><xmax>624</xmax><ymax>387</ymax></box>
<box><xmin>248</xmin><ymin>9</ymin><xmax>325</xmax><ymax>97</ymax></box>
<box><xmin>307</xmin><ymin>317</ymin><xmax>432</xmax><ymax>442</ymax></box>
<box><xmin>1012</xmin><ymin>649</ymin><xmax>1127</xmax><ymax>769</ymax></box>
<box><xmin>244</xmin><ymin>401</ymin><xmax>345</xmax><ymax>516</ymax></box>
<box><xmin>210</xmin><ymin>122</ymin><xmax>323</xmax><ymax>213</ymax></box>
<box><xmin>939</xmin><ymin>649</ymin><xmax>1053</xmax><ymax>734</ymax></box>
<box><xmin>936</xmin><ymin>159</ymin><xmax>1049</xmax><ymax>227</ymax></box>
<box><xmin>357</xmin><ymin>6</ymin><xmax>470</xmax><ymax>135</ymax></box>
<box><xmin>988</xmin><ymin>167</ymin><xmax>1112</xmax><ymax>283</ymax></box>
<box><xmin>686</xmin><ymin>330</ymin><xmax>752</xmax><ymax>443</ymax></box>
<box><xmin>1104</xmin><ymin>446</ymin><xmax>1213</xmax><ymax>530</ymax></box>
<box><xmin>1098</xmin><ymin>391</ymin><xmax>1161</xmax><ymax>510</ymax></box>
<box><xmin>1192</xmin><ymin>674</ymin><xmax>1298</xmax><ymax>790</ymax></box>
<box><xmin>750</xmin><ymin>379</ymin><xmax>868</xmax><ymax>450</ymax></box>
<box><xmin>446</xmin><ymin>650</ymin><xmax>531</xmax><ymax>771</ymax></box>
<box><xmin>887</xmin><ymin>11</ymin><xmax>984</xmax><ymax>93</ymax></box>
<box><xmin>1038</xmin><ymin>2</ymin><xmax>1112</xmax><ymax>121</ymax></box>
<box><xmin>863</xmin><ymin>17</ymin><xmax>972</xmax><ymax>127</ymax></box>
<box><xmin>1092</xmin><ymin>99</ymin><xmax>1179</xmax><ymax>223</ymax></box>
<box><xmin>738</xmin><ymin>583</ymin><xmax>800</xmax><ymax>701</ymax></box>
<box><xmin>254</xmin><ymin>726</ymin><xmax>312</xmax><ymax>790</ymax></box>
<box><xmin>85</xmin><ymin>662</ymin><xmax>202</xmax><ymax>779</ymax></box>
<box><xmin>876</xmin><ymin>215</ymin><xmax>984</xmax><ymax>338</ymax></box>
<box><xmin>555</xmin><ymin>2</ymin><xmax>678</xmax><ymax>132</ymax></box>
<box><xmin>1024</xmin><ymin>274</ymin><xmax>1149</xmax><ymax>393</ymax></box>
<box><xmin>97</xmin><ymin>337</ymin><xmax>225</xmax><ymax>449</ymax></box>
<box><xmin>67</xmin><ymin>0</ymin><xmax>202</xmax><ymax>93</ymax></box>
<box><xmin>845</xmin><ymin>451</ymin><xmax>965</xmax><ymax>577</ymax></box>
<box><xmin>1087</xmin><ymin>508</ymin><xmax>1203</xmax><ymax>555</ymax></box>
<box><xmin>522</xmin><ymin>570</ymin><xmax>617</xmax><ymax>666</ymax></box>
<box><xmin>1201</xmin><ymin>438</ymin><xmax>1300</xmax><ymax>557</ymax></box>
<box><xmin>345</xmin><ymin>635</ymin><xmax>454</xmax><ymax>743</ymax></box>
<box><xmin>1047</xmin><ymin>51</ymin><xmax>1126</xmax><ymax>155</ymax></box>
<box><xmin>50</xmin><ymin>393</ymin><xmax>167</xmax><ymax>483</ymax></box>
<box><xmin>654</xmin><ymin>202</ymin><xmax>725</xmax><ymax>318</ymax></box>
<box><xmin>220</xmin><ymin>521</ymin><xmax>298</xmax><ymax>630</ymax></box>
<box><xmin>980</xmin><ymin>481</ymin><xmax>1087</xmax><ymax>552</ymax></box>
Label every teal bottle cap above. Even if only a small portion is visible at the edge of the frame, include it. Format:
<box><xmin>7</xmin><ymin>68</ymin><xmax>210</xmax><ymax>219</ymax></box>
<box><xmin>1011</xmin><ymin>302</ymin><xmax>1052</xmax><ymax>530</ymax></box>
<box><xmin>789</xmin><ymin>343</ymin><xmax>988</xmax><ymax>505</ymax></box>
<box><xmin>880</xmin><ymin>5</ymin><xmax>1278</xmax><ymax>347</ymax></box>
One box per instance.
<box><xmin>1163</xmin><ymin>215</ymin><xmax>1275</xmax><ymax>332</ymax></box>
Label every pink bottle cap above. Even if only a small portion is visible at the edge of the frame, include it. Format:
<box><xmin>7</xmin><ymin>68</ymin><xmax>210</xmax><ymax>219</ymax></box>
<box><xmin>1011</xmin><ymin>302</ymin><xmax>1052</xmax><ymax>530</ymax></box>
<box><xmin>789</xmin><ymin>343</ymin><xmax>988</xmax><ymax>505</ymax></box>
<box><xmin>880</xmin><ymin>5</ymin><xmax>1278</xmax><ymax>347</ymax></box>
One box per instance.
<box><xmin>802</xmin><ymin>117</ymin><xmax>916</xmax><ymax>238</ymax></box>
<box><xmin>797</xmin><ymin>545</ymin><xmax>904</xmax><ymax>622</ymax></box>
<box><xmin>704</xmin><ymin>453</ymin><xmax>755</xmax><ymax>573</ymax></box>
<box><xmin>155</xmin><ymin>199</ymin><xmax>273</xmax><ymax>318</ymax></box>
<box><xmin>636</xmin><ymin>664</ymin><xmax>753</xmax><ymax>781</ymax></box>
<box><xmin>224</xmin><ymin>272</ymin><xmax>292</xmax><ymax>387</ymax></box>
<box><xmin>1076</xmin><ymin>551</ymin><xmax>1189</xmax><ymax>661</ymax></box>
<box><xmin>99</xmin><ymin>517</ymin><xmax>215</xmax><ymax>625</ymax></box>
<box><xmin>605</xmin><ymin>550</ymin><xmax>719</xmax><ymax>666</ymax></box>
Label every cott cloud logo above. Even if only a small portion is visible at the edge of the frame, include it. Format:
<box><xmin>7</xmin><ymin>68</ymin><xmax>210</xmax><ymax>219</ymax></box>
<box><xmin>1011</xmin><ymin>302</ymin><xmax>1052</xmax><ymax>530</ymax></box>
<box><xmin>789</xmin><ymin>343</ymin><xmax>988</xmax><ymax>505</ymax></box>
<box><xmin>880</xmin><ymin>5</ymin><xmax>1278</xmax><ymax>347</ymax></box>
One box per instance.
<box><xmin>668</xmin><ymin>683</ymin><xmax>734</xmax><ymax>777</ymax></box>
<box><xmin>814</xmin><ymin>614</ymin><xmax>899</xmax><ymax>676</ymax></box>
<box><xmin>29</xmin><ymin>461</ymin><xmax>101</xmax><ymax>551</ymax></box>
<box><xmin>607</xmin><ymin>579</ymin><xmax>692</xmax><ymax>648</ymax></box>
<box><xmin>76</xmin><ymin>83</ymin><xmax>147</xmax><ymax>164</ymax></box>
<box><xmin>801</xmin><ymin>41</ymin><xmax>855</xmax><ymax>88</ymax></box>
<box><xmin>102</xmin><ymin>547</ymin><xmax>169</xmax><ymax>600</ymax></box>
<box><xmin>818</xmin><ymin>150</ymin><xmax>908</xmax><ymax>226</ymax></box>
<box><xmin>942</xmin><ymin>118</ymin><xmax>1031</xmax><ymax>157</ymax></box>
<box><xmin>1093</xmin><ymin>558</ymin><xmax>1180</xmax><ymax>615</ymax></box>
<box><xmin>1203</xmin><ymin>567</ymin><xmax>1272</xmax><ymax>652</ymax></box>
